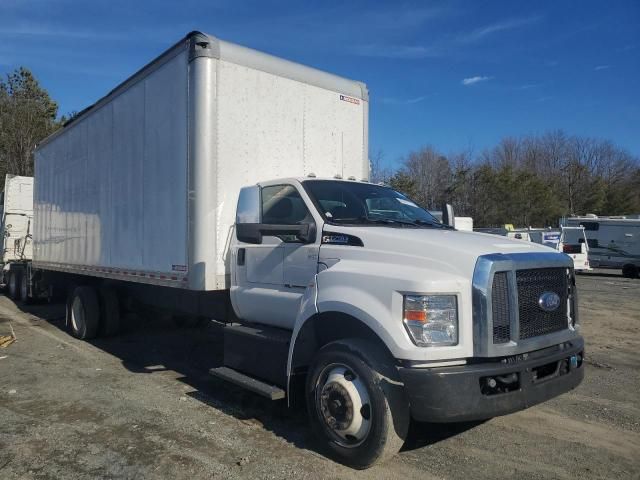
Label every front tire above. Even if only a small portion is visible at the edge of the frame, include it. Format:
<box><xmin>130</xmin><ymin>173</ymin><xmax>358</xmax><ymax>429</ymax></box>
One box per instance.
<box><xmin>306</xmin><ymin>339</ymin><xmax>409</xmax><ymax>469</ymax></box>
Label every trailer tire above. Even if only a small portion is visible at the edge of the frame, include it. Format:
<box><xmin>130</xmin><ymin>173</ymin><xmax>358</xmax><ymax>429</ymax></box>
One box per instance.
<box><xmin>19</xmin><ymin>270</ymin><xmax>31</xmax><ymax>304</ymax></box>
<box><xmin>67</xmin><ymin>286</ymin><xmax>100</xmax><ymax>340</ymax></box>
<box><xmin>306</xmin><ymin>338</ymin><xmax>409</xmax><ymax>469</ymax></box>
<box><xmin>8</xmin><ymin>269</ymin><xmax>22</xmax><ymax>300</ymax></box>
<box><xmin>98</xmin><ymin>287</ymin><xmax>120</xmax><ymax>337</ymax></box>
<box><xmin>622</xmin><ymin>264</ymin><xmax>639</xmax><ymax>279</ymax></box>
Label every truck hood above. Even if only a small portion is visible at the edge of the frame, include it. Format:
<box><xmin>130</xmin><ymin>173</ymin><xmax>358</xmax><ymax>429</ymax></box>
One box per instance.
<box><xmin>320</xmin><ymin>226</ymin><xmax>560</xmax><ymax>278</ymax></box>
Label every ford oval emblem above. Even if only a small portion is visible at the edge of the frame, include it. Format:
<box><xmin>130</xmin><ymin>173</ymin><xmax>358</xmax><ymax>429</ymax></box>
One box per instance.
<box><xmin>538</xmin><ymin>291</ymin><xmax>561</xmax><ymax>312</ymax></box>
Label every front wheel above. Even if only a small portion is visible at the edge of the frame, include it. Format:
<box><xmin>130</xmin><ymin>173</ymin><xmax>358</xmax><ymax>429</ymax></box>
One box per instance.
<box><xmin>306</xmin><ymin>339</ymin><xmax>409</xmax><ymax>469</ymax></box>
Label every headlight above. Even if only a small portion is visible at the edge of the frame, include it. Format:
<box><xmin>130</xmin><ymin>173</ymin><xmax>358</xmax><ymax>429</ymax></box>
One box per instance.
<box><xmin>403</xmin><ymin>295</ymin><xmax>458</xmax><ymax>346</ymax></box>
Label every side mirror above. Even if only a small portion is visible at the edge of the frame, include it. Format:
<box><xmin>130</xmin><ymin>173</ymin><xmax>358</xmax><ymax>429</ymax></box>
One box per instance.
<box><xmin>235</xmin><ymin>185</ymin><xmax>316</xmax><ymax>244</ymax></box>
<box><xmin>440</xmin><ymin>202</ymin><xmax>455</xmax><ymax>228</ymax></box>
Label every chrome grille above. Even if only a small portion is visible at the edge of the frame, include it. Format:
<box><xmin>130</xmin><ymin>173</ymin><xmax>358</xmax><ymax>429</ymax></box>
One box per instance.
<box><xmin>516</xmin><ymin>268</ymin><xmax>569</xmax><ymax>339</ymax></box>
<box><xmin>491</xmin><ymin>272</ymin><xmax>511</xmax><ymax>343</ymax></box>
<box><xmin>473</xmin><ymin>252</ymin><xmax>577</xmax><ymax>357</ymax></box>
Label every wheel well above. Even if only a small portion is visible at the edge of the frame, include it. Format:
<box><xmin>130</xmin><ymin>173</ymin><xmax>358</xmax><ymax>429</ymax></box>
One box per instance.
<box><xmin>291</xmin><ymin>312</ymin><xmax>395</xmax><ymax>374</ymax></box>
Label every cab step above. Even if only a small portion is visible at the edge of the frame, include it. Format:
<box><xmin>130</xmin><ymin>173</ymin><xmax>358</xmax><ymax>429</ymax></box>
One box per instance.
<box><xmin>209</xmin><ymin>366</ymin><xmax>285</xmax><ymax>400</ymax></box>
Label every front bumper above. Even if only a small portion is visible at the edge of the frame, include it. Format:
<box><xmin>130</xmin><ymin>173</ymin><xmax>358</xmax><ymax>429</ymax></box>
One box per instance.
<box><xmin>399</xmin><ymin>337</ymin><xmax>584</xmax><ymax>422</ymax></box>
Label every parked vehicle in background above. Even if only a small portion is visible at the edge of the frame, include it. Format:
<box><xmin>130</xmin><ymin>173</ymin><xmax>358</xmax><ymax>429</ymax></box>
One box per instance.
<box><xmin>15</xmin><ymin>31</ymin><xmax>585</xmax><ymax>468</ymax></box>
<box><xmin>453</xmin><ymin>216</ymin><xmax>473</xmax><ymax>232</ymax></box>
<box><xmin>562</xmin><ymin>215</ymin><xmax>640</xmax><ymax>278</ymax></box>
<box><xmin>0</xmin><ymin>174</ymin><xmax>34</xmax><ymax>299</ymax></box>
<box><xmin>558</xmin><ymin>226</ymin><xmax>591</xmax><ymax>272</ymax></box>
<box><xmin>474</xmin><ymin>226</ymin><xmax>589</xmax><ymax>272</ymax></box>
<box><xmin>540</xmin><ymin>230</ymin><xmax>561</xmax><ymax>249</ymax></box>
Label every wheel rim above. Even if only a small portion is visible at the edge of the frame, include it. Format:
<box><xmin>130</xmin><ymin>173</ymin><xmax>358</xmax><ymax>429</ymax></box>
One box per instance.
<box><xmin>71</xmin><ymin>297</ymin><xmax>84</xmax><ymax>333</ymax></box>
<box><xmin>315</xmin><ymin>364</ymin><xmax>372</xmax><ymax>448</ymax></box>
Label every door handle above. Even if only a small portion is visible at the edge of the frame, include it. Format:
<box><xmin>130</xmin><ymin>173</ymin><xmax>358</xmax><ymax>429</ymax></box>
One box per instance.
<box><xmin>237</xmin><ymin>248</ymin><xmax>246</xmax><ymax>266</ymax></box>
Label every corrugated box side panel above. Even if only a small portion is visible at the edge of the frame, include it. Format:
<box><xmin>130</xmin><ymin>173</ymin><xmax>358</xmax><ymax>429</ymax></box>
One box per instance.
<box><xmin>34</xmin><ymin>50</ymin><xmax>189</xmax><ymax>285</ymax></box>
<box><xmin>213</xmin><ymin>59</ymin><xmax>367</xmax><ymax>287</ymax></box>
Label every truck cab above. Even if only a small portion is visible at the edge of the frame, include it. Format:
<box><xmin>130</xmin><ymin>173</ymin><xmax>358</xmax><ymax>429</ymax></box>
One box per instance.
<box><xmin>225</xmin><ymin>177</ymin><xmax>584</xmax><ymax>468</ymax></box>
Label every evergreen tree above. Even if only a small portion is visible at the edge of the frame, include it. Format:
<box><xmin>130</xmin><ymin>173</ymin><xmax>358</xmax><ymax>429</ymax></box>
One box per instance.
<box><xmin>0</xmin><ymin>67</ymin><xmax>60</xmax><ymax>178</ymax></box>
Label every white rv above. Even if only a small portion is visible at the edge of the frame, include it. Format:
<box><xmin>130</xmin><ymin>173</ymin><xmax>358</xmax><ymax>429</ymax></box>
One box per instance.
<box><xmin>562</xmin><ymin>215</ymin><xmax>640</xmax><ymax>278</ymax></box>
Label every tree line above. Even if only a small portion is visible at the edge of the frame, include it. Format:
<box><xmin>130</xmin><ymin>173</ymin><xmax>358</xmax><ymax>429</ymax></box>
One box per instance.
<box><xmin>0</xmin><ymin>67</ymin><xmax>63</xmax><ymax>179</ymax></box>
<box><xmin>1</xmin><ymin>67</ymin><xmax>639</xmax><ymax>228</ymax></box>
<box><xmin>374</xmin><ymin>131</ymin><xmax>640</xmax><ymax>228</ymax></box>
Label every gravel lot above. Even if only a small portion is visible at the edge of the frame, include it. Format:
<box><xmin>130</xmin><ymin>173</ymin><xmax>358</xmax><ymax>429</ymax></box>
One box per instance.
<box><xmin>1</xmin><ymin>270</ymin><xmax>639</xmax><ymax>479</ymax></box>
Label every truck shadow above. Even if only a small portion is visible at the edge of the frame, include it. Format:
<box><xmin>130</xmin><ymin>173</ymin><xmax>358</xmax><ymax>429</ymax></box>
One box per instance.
<box><xmin>16</xmin><ymin>298</ymin><xmax>482</xmax><ymax>458</ymax></box>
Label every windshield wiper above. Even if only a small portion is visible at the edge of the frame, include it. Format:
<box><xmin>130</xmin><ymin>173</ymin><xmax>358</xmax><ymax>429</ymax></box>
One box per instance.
<box><xmin>331</xmin><ymin>217</ymin><xmax>454</xmax><ymax>229</ymax></box>
<box><xmin>360</xmin><ymin>218</ymin><xmax>427</xmax><ymax>228</ymax></box>
<box><xmin>413</xmin><ymin>219</ymin><xmax>455</xmax><ymax>229</ymax></box>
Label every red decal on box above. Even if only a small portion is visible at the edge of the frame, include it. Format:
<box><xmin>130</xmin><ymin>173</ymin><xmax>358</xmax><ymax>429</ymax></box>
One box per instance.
<box><xmin>339</xmin><ymin>94</ymin><xmax>360</xmax><ymax>105</ymax></box>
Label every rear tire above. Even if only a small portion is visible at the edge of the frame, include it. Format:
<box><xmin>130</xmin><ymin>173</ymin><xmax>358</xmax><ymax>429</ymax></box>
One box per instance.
<box><xmin>8</xmin><ymin>269</ymin><xmax>21</xmax><ymax>300</ymax></box>
<box><xmin>306</xmin><ymin>339</ymin><xmax>409</xmax><ymax>469</ymax></box>
<box><xmin>98</xmin><ymin>287</ymin><xmax>120</xmax><ymax>337</ymax></box>
<box><xmin>622</xmin><ymin>264</ymin><xmax>639</xmax><ymax>279</ymax></box>
<box><xmin>67</xmin><ymin>286</ymin><xmax>100</xmax><ymax>340</ymax></box>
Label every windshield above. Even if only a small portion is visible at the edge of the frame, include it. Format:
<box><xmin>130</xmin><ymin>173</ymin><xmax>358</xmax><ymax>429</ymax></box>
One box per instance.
<box><xmin>303</xmin><ymin>180</ymin><xmax>445</xmax><ymax>227</ymax></box>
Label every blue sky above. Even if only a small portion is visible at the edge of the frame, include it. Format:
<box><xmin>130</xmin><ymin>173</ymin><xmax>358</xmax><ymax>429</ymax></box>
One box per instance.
<box><xmin>1</xmin><ymin>0</ymin><xmax>638</xmax><ymax>168</ymax></box>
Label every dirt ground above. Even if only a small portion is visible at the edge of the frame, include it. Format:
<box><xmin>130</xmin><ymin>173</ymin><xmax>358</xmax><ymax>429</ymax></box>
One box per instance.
<box><xmin>0</xmin><ymin>270</ymin><xmax>639</xmax><ymax>480</ymax></box>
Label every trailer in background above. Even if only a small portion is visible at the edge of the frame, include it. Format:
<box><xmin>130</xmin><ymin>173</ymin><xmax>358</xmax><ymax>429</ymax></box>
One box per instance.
<box><xmin>562</xmin><ymin>215</ymin><xmax>640</xmax><ymax>278</ymax></box>
<box><xmin>558</xmin><ymin>226</ymin><xmax>591</xmax><ymax>272</ymax></box>
<box><xmin>0</xmin><ymin>174</ymin><xmax>34</xmax><ymax>299</ymax></box>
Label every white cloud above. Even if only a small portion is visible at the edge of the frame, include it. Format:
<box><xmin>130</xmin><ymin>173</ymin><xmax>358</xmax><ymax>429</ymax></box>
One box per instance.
<box><xmin>0</xmin><ymin>23</ymin><xmax>125</xmax><ymax>40</ymax></box>
<box><xmin>459</xmin><ymin>16</ymin><xmax>541</xmax><ymax>43</ymax></box>
<box><xmin>462</xmin><ymin>76</ymin><xmax>492</xmax><ymax>86</ymax></box>
<box><xmin>381</xmin><ymin>95</ymin><xmax>431</xmax><ymax>105</ymax></box>
<box><xmin>350</xmin><ymin>44</ymin><xmax>442</xmax><ymax>59</ymax></box>
<box><xmin>594</xmin><ymin>65</ymin><xmax>610</xmax><ymax>71</ymax></box>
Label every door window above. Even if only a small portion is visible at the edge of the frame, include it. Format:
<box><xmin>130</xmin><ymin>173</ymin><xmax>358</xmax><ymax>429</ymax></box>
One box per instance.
<box><xmin>261</xmin><ymin>185</ymin><xmax>313</xmax><ymax>242</ymax></box>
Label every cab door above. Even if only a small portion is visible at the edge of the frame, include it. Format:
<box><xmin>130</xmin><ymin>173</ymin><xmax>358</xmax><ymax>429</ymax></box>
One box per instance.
<box><xmin>232</xmin><ymin>183</ymin><xmax>319</xmax><ymax>329</ymax></box>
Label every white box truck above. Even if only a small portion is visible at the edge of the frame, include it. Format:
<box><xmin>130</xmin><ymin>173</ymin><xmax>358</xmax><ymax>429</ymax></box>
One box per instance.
<box><xmin>1</xmin><ymin>174</ymin><xmax>34</xmax><ymax>298</ymax></box>
<box><xmin>22</xmin><ymin>32</ymin><xmax>584</xmax><ymax>468</ymax></box>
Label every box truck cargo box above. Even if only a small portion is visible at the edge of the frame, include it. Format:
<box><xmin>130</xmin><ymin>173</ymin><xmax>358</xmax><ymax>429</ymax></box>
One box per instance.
<box><xmin>34</xmin><ymin>32</ymin><xmax>369</xmax><ymax>291</ymax></box>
